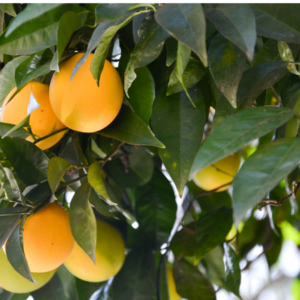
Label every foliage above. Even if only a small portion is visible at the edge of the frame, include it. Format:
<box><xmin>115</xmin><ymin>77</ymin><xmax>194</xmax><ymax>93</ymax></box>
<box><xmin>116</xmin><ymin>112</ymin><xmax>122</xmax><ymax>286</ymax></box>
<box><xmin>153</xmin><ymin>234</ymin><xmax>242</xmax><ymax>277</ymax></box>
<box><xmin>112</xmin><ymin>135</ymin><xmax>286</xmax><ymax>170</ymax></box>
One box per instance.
<box><xmin>0</xmin><ymin>3</ymin><xmax>300</xmax><ymax>300</ymax></box>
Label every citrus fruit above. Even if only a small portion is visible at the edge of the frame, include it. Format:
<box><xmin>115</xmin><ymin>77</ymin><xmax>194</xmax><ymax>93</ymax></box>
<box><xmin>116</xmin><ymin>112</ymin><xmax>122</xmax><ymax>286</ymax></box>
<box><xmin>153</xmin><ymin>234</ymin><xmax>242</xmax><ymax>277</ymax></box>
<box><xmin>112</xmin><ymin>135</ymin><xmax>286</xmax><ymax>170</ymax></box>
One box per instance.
<box><xmin>0</xmin><ymin>248</ymin><xmax>55</xmax><ymax>293</ymax></box>
<box><xmin>1</xmin><ymin>82</ymin><xmax>66</xmax><ymax>150</ymax></box>
<box><xmin>193</xmin><ymin>153</ymin><xmax>241</xmax><ymax>192</ymax></box>
<box><xmin>64</xmin><ymin>219</ymin><xmax>125</xmax><ymax>282</ymax></box>
<box><xmin>23</xmin><ymin>202</ymin><xmax>74</xmax><ymax>273</ymax></box>
<box><xmin>49</xmin><ymin>53</ymin><xmax>123</xmax><ymax>133</ymax></box>
<box><xmin>167</xmin><ymin>266</ymin><xmax>181</xmax><ymax>300</ymax></box>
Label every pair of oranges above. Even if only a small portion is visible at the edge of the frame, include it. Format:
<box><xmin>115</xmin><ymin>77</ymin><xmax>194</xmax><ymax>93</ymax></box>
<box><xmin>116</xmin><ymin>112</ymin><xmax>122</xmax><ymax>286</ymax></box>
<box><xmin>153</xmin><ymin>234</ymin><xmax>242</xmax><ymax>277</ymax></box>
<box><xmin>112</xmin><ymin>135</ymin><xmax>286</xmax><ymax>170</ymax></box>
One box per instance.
<box><xmin>0</xmin><ymin>202</ymin><xmax>126</xmax><ymax>294</ymax></box>
<box><xmin>1</xmin><ymin>53</ymin><xmax>124</xmax><ymax>150</ymax></box>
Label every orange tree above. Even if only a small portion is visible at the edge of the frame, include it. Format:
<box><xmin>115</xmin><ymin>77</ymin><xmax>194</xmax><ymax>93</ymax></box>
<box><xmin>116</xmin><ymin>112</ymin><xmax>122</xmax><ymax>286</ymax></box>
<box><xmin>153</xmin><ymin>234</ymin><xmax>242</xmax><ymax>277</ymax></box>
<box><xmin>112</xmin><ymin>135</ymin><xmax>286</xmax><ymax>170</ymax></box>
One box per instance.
<box><xmin>0</xmin><ymin>3</ymin><xmax>300</xmax><ymax>300</ymax></box>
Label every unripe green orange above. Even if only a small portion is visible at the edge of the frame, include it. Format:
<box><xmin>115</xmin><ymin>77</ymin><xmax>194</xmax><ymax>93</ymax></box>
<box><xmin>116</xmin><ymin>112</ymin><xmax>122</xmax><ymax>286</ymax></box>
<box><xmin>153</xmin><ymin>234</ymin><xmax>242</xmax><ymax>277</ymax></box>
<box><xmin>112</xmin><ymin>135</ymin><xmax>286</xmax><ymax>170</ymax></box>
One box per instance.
<box><xmin>193</xmin><ymin>153</ymin><xmax>241</xmax><ymax>192</ymax></box>
<box><xmin>0</xmin><ymin>248</ymin><xmax>55</xmax><ymax>294</ymax></box>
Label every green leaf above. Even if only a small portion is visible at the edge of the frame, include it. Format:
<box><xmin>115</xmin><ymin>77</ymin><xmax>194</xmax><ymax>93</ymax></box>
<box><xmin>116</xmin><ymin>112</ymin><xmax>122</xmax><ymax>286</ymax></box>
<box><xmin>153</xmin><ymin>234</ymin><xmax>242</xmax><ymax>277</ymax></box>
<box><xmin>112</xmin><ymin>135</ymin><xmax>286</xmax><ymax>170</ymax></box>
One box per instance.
<box><xmin>75</xmin><ymin>277</ymin><xmax>104</xmax><ymax>300</ymax></box>
<box><xmin>88</xmin><ymin>161</ymin><xmax>116</xmax><ymax>205</ymax></box>
<box><xmin>253</xmin><ymin>39</ymin><xmax>281</xmax><ymax>66</ymax></box>
<box><xmin>104</xmin><ymin>146</ymin><xmax>154</xmax><ymax>188</ymax></box>
<box><xmin>237</xmin><ymin>61</ymin><xmax>289</xmax><ymax>109</ymax></box>
<box><xmin>208</xmin><ymin>34</ymin><xmax>246</xmax><ymax>108</ymax></box>
<box><xmin>167</xmin><ymin>56</ymin><xmax>206</xmax><ymax>96</ymax></box>
<box><xmin>165</xmin><ymin>37</ymin><xmax>177</xmax><ymax>67</ymax></box>
<box><xmin>135</xmin><ymin>168</ymin><xmax>177</xmax><ymax>250</ymax></box>
<box><xmin>112</xmin><ymin>246</ymin><xmax>156</xmax><ymax>300</ymax></box>
<box><xmin>127</xmin><ymin>66</ymin><xmax>155</xmax><ymax>125</ymax></box>
<box><xmin>0</xmin><ymin>4</ymin><xmax>16</xmax><ymax>17</ymax></box>
<box><xmin>32</xmin><ymin>273</ymin><xmax>68</xmax><ymax>300</ymax></box>
<box><xmin>124</xmin><ymin>14</ymin><xmax>170</xmax><ymax>95</ymax></box>
<box><xmin>69</xmin><ymin>181</ymin><xmax>97</xmax><ymax>264</ymax></box>
<box><xmin>89</xmin><ymin>188</ymin><xmax>114</xmax><ymax>218</ymax></box>
<box><xmin>158</xmin><ymin>255</ymin><xmax>169</xmax><ymax>300</ymax></box>
<box><xmin>190</xmin><ymin>107</ymin><xmax>294</xmax><ymax>178</ymax></box>
<box><xmin>223</xmin><ymin>243</ymin><xmax>241</xmax><ymax>299</ymax></box>
<box><xmin>194</xmin><ymin>206</ymin><xmax>232</xmax><ymax>264</ymax></box>
<box><xmin>0</xmin><ymin>138</ymin><xmax>49</xmax><ymax>185</ymax></box>
<box><xmin>0</xmin><ymin>4</ymin><xmax>87</xmax><ymax>55</ymax></box>
<box><xmin>24</xmin><ymin>181</ymin><xmax>52</xmax><ymax>205</ymax></box>
<box><xmin>233</xmin><ymin>138</ymin><xmax>300</xmax><ymax>226</ymax></box>
<box><xmin>252</xmin><ymin>4</ymin><xmax>300</xmax><ymax>43</ymax></box>
<box><xmin>0</xmin><ymin>207</ymin><xmax>27</xmax><ymax>249</ymax></box>
<box><xmin>155</xmin><ymin>4</ymin><xmax>207</xmax><ymax>66</ymax></box>
<box><xmin>152</xmin><ymin>85</ymin><xmax>206</xmax><ymax>194</ymax></box>
<box><xmin>205</xmin><ymin>4</ymin><xmax>256</xmax><ymax>61</ymax></box>
<box><xmin>278</xmin><ymin>41</ymin><xmax>300</xmax><ymax>76</ymax></box>
<box><xmin>95</xmin><ymin>4</ymin><xmax>133</xmax><ymax>22</ymax></box>
<box><xmin>91</xmin><ymin>11</ymin><xmax>146</xmax><ymax>85</ymax></box>
<box><xmin>47</xmin><ymin>157</ymin><xmax>72</xmax><ymax>196</ymax></box>
<box><xmin>173</xmin><ymin>260</ymin><xmax>216</xmax><ymax>300</ymax></box>
<box><xmin>50</xmin><ymin>11</ymin><xmax>82</xmax><ymax>72</ymax></box>
<box><xmin>6</xmin><ymin>221</ymin><xmax>35</xmax><ymax>282</ymax></box>
<box><xmin>56</xmin><ymin>265</ymin><xmax>78</xmax><ymax>300</ymax></box>
<box><xmin>99</xmin><ymin>105</ymin><xmax>165</xmax><ymax>148</ymax></box>
<box><xmin>0</xmin><ymin>56</ymin><xmax>28</xmax><ymax>105</ymax></box>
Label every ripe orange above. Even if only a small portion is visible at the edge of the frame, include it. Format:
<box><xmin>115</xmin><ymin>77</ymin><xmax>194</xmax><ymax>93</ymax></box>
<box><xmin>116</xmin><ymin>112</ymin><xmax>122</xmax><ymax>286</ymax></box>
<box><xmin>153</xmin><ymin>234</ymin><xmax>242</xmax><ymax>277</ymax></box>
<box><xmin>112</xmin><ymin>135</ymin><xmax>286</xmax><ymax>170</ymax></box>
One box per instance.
<box><xmin>167</xmin><ymin>266</ymin><xmax>181</xmax><ymax>300</ymax></box>
<box><xmin>1</xmin><ymin>82</ymin><xmax>66</xmax><ymax>150</ymax></box>
<box><xmin>23</xmin><ymin>202</ymin><xmax>74</xmax><ymax>273</ymax></box>
<box><xmin>49</xmin><ymin>53</ymin><xmax>123</xmax><ymax>133</ymax></box>
<box><xmin>64</xmin><ymin>219</ymin><xmax>125</xmax><ymax>282</ymax></box>
<box><xmin>193</xmin><ymin>153</ymin><xmax>241</xmax><ymax>192</ymax></box>
<box><xmin>0</xmin><ymin>248</ymin><xmax>55</xmax><ymax>293</ymax></box>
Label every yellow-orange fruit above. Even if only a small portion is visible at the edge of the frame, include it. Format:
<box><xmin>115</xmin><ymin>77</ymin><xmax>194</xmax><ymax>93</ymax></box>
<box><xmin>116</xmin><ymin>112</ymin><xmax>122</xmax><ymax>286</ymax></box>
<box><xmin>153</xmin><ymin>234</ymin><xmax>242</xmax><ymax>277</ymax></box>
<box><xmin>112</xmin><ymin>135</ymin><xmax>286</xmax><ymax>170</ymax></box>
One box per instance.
<box><xmin>193</xmin><ymin>153</ymin><xmax>241</xmax><ymax>192</ymax></box>
<box><xmin>1</xmin><ymin>82</ymin><xmax>66</xmax><ymax>150</ymax></box>
<box><xmin>0</xmin><ymin>248</ymin><xmax>55</xmax><ymax>293</ymax></box>
<box><xmin>64</xmin><ymin>219</ymin><xmax>125</xmax><ymax>282</ymax></box>
<box><xmin>23</xmin><ymin>202</ymin><xmax>74</xmax><ymax>273</ymax></box>
<box><xmin>49</xmin><ymin>53</ymin><xmax>123</xmax><ymax>133</ymax></box>
<box><xmin>167</xmin><ymin>266</ymin><xmax>181</xmax><ymax>300</ymax></box>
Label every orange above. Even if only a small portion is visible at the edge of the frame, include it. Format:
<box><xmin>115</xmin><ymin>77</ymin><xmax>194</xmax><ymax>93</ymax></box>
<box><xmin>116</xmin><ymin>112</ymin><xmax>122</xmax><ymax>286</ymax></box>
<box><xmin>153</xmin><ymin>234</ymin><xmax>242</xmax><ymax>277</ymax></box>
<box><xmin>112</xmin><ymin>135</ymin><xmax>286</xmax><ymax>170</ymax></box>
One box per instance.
<box><xmin>167</xmin><ymin>266</ymin><xmax>181</xmax><ymax>300</ymax></box>
<box><xmin>1</xmin><ymin>82</ymin><xmax>66</xmax><ymax>150</ymax></box>
<box><xmin>49</xmin><ymin>53</ymin><xmax>123</xmax><ymax>133</ymax></box>
<box><xmin>23</xmin><ymin>202</ymin><xmax>74</xmax><ymax>273</ymax></box>
<box><xmin>0</xmin><ymin>248</ymin><xmax>55</xmax><ymax>293</ymax></box>
<box><xmin>64</xmin><ymin>219</ymin><xmax>125</xmax><ymax>282</ymax></box>
<box><xmin>193</xmin><ymin>153</ymin><xmax>241</xmax><ymax>192</ymax></box>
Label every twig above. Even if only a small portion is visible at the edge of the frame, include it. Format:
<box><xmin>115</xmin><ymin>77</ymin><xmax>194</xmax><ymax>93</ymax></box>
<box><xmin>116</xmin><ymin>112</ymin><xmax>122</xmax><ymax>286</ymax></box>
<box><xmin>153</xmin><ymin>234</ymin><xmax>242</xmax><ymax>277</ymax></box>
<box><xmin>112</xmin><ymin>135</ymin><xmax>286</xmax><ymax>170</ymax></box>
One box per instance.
<box><xmin>33</xmin><ymin>127</ymin><xmax>68</xmax><ymax>144</ymax></box>
<box><xmin>257</xmin><ymin>181</ymin><xmax>300</xmax><ymax>210</ymax></box>
<box><xmin>101</xmin><ymin>141</ymin><xmax>124</xmax><ymax>166</ymax></box>
<box><xmin>271</xmin><ymin>86</ymin><xmax>281</xmax><ymax>104</ymax></box>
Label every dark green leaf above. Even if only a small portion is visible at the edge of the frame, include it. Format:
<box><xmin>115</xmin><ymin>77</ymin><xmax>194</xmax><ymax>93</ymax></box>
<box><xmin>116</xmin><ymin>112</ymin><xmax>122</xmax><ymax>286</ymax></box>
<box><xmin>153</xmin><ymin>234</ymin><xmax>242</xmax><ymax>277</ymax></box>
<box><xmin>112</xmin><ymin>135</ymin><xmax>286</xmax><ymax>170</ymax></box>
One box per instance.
<box><xmin>205</xmin><ymin>4</ymin><xmax>256</xmax><ymax>60</ymax></box>
<box><xmin>165</xmin><ymin>37</ymin><xmax>177</xmax><ymax>67</ymax></box>
<box><xmin>56</xmin><ymin>265</ymin><xmax>78</xmax><ymax>300</ymax></box>
<box><xmin>233</xmin><ymin>138</ymin><xmax>300</xmax><ymax>226</ymax></box>
<box><xmin>50</xmin><ymin>11</ymin><xmax>82</xmax><ymax>72</ymax></box>
<box><xmin>194</xmin><ymin>207</ymin><xmax>232</xmax><ymax>264</ymax></box>
<box><xmin>190</xmin><ymin>107</ymin><xmax>294</xmax><ymax>178</ymax></box>
<box><xmin>173</xmin><ymin>260</ymin><xmax>216</xmax><ymax>300</ymax></box>
<box><xmin>158</xmin><ymin>255</ymin><xmax>169</xmax><ymax>300</ymax></box>
<box><xmin>0</xmin><ymin>4</ymin><xmax>16</xmax><ymax>17</ymax></box>
<box><xmin>6</xmin><ymin>222</ymin><xmax>35</xmax><ymax>282</ymax></box>
<box><xmin>23</xmin><ymin>181</ymin><xmax>52</xmax><ymax>205</ymax></box>
<box><xmin>127</xmin><ymin>66</ymin><xmax>155</xmax><ymax>125</ymax></box>
<box><xmin>0</xmin><ymin>137</ymin><xmax>49</xmax><ymax>185</ymax></box>
<box><xmin>253</xmin><ymin>39</ymin><xmax>281</xmax><ymax>66</ymax></box>
<box><xmin>223</xmin><ymin>243</ymin><xmax>241</xmax><ymax>298</ymax></box>
<box><xmin>89</xmin><ymin>188</ymin><xmax>114</xmax><ymax>218</ymax></box>
<box><xmin>124</xmin><ymin>14</ymin><xmax>170</xmax><ymax>94</ymax></box>
<box><xmin>135</xmin><ymin>168</ymin><xmax>177</xmax><ymax>250</ymax></box>
<box><xmin>167</xmin><ymin>56</ymin><xmax>206</xmax><ymax>96</ymax></box>
<box><xmin>0</xmin><ymin>207</ymin><xmax>27</xmax><ymax>249</ymax></box>
<box><xmin>99</xmin><ymin>105</ymin><xmax>165</xmax><ymax>148</ymax></box>
<box><xmin>104</xmin><ymin>146</ymin><xmax>154</xmax><ymax>188</ymax></box>
<box><xmin>112</xmin><ymin>247</ymin><xmax>156</xmax><ymax>300</ymax></box>
<box><xmin>155</xmin><ymin>4</ymin><xmax>207</xmax><ymax>66</ymax></box>
<box><xmin>252</xmin><ymin>4</ymin><xmax>300</xmax><ymax>43</ymax></box>
<box><xmin>47</xmin><ymin>157</ymin><xmax>72</xmax><ymax>196</ymax></box>
<box><xmin>75</xmin><ymin>278</ymin><xmax>104</xmax><ymax>300</ymax></box>
<box><xmin>0</xmin><ymin>4</ymin><xmax>87</xmax><ymax>55</ymax></box>
<box><xmin>208</xmin><ymin>34</ymin><xmax>246</xmax><ymax>108</ymax></box>
<box><xmin>0</xmin><ymin>56</ymin><xmax>28</xmax><ymax>105</ymax></box>
<box><xmin>152</xmin><ymin>85</ymin><xmax>206</xmax><ymax>194</ymax></box>
<box><xmin>95</xmin><ymin>4</ymin><xmax>133</xmax><ymax>22</ymax></box>
<box><xmin>69</xmin><ymin>181</ymin><xmax>97</xmax><ymax>263</ymax></box>
<box><xmin>32</xmin><ymin>273</ymin><xmax>68</xmax><ymax>300</ymax></box>
<box><xmin>88</xmin><ymin>161</ymin><xmax>116</xmax><ymax>205</ymax></box>
<box><xmin>237</xmin><ymin>61</ymin><xmax>288</xmax><ymax>109</ymax></box>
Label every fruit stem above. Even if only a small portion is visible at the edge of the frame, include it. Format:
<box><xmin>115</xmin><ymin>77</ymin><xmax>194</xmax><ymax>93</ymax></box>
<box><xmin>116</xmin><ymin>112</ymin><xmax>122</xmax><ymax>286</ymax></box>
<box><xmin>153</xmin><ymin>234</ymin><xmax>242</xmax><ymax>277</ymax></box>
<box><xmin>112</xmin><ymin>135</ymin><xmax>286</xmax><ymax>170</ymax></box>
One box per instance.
<box><xmin>33</xmin><ymin>128</ymin><xmax>68</xmax><ymax>145</ymax></box>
